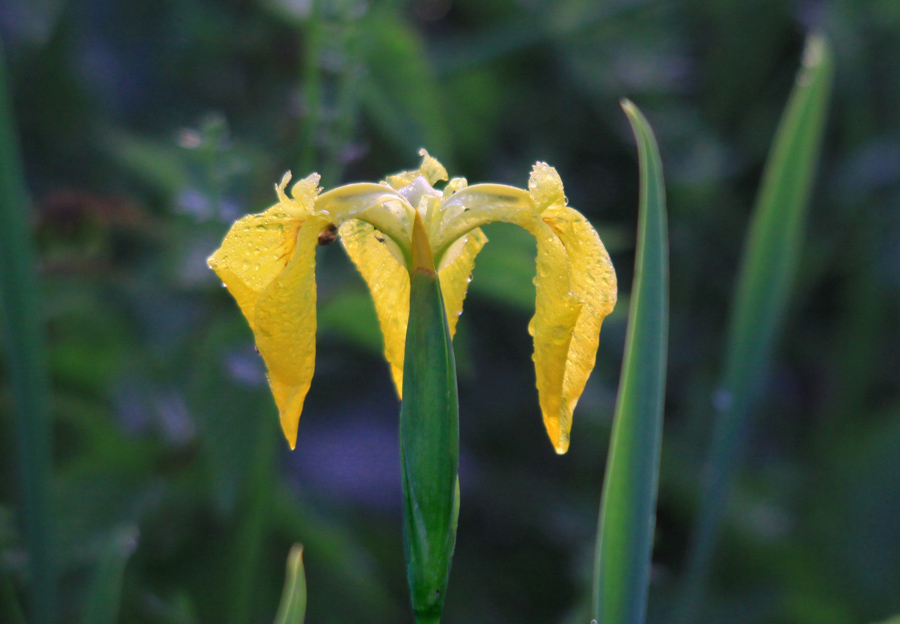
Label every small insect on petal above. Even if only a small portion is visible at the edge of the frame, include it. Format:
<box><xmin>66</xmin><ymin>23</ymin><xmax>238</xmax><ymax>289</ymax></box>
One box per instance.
<box><xmin>317</xmin><ymin>223</ymin><xmax>338</xmax><ymax>246</ymax></box>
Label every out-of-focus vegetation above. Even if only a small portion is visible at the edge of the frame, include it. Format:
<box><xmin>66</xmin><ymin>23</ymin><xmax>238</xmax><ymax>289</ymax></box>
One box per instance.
<box><xmin>1</xmin><ymin>1</ymin><xmax>899</xmax><ymax>623</ymax></box>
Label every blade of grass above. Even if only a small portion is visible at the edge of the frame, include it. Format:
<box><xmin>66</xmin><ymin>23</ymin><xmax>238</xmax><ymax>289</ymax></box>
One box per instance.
<box><xmin>228</xmin><ymin>417</ymin><xmax>276</xmax><ymax>624</ymax></box>
<box><xmin>274</xmin><ymin>544</ymin><xmax>307</xmax><ymax>624</ymax></box>
<box><xmin>0</xmin><ymin>40</ymin><xmax>57</xmax><ymax>624</ymax></box>
<box><xmin>591</xmin><ymin>100</ymin><xmax>669</xmax><ymax>624</ymax></box>
<box><xmin>677</xmin><ymin>34</ymin><xmax>833</xmax><ymax>622</ymax></box>
<box><xmin>81</xmin><ymin>526</ymin><xmax>139</xmax><ymax>624</ymax></box>
<box><xmin>1</xmin><ymin>573</ymin><xmax>28</xmax><ymax>624</ymax></box>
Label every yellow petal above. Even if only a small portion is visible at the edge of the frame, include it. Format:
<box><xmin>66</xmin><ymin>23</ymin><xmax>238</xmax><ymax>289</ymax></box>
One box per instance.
<box><xmin>253</xmin><ymin>216</ymin><xmax>329</xmax><ymax>449</ymax></box>
<box><xmin>542</xmin><ymin>205</ymin><xmax>617</xmax><ymax>451</ymax></box>
<box><xmin>339</xmin><ymin>219</ymin><xmax>411</xmax><ymax>397</ymax></box>
<box><xmin>432</xmin><ymin>181</ymin><xmax>608</xmax><ymax>453</ymax></box>
<box><xmin>438</xmin><ymin>227</ymin><xmax>487</xmax><ymax>338</ymax></box>
<box><xmin>207</xmin><ymin>205</ymin><xmax>302</xmax><ymax>327</ymax></box>
<box><xmin>439</xmin><ymin>192</ymin><xmax>583</xmax><ymax>452</ymax></box>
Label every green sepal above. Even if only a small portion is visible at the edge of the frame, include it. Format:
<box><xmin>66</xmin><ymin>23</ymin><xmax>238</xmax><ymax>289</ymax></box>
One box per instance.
<box><xmin>400</xmin><ymin>248</ymin><xmax>460</xmax><ymax>624</ymax></box>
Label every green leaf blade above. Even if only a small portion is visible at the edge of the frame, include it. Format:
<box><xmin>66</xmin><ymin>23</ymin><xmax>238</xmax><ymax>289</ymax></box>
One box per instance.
<box><xmin>592</xmin><ymin>100</ymin><xmax>669</xmax><ymax>624</ymax></box>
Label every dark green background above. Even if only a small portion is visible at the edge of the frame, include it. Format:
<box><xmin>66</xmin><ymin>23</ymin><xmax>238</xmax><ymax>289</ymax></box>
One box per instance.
<box><xmin>1</xmin><ymin>0</ymin><xmax>899</xmax><ymax>622</ymax></box>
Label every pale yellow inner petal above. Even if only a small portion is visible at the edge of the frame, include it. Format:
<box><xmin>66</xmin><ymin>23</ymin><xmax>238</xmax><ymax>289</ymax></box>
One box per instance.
<box><xmin>253</xmin><ymin>217</ymin><xmax>328</xmax><ymax>449</ymax></box>
<box><xmin>207</xmin><ymin>205</ymin><xmax>301</xmax><ymax>326</ymax></box>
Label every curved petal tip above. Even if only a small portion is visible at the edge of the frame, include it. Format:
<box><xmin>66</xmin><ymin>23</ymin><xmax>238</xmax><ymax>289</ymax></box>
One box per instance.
<box><xmin>528</xmin><ymin>163</ymin><xmax>566</xmax><ymax>210</ymax></box>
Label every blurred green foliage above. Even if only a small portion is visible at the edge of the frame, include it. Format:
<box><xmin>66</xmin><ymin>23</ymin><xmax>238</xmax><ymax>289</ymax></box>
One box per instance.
<box><xmin>1</xmin><ymin>0</ymin><xmax>899</xmax><ymax>623</ymax></box>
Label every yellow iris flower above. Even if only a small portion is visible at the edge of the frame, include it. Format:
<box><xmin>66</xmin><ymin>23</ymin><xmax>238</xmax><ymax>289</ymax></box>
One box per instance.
<box><xmin>208</xmin><ymin>150</ymin><xmax>616</xmax><ymax>454</ymax></box>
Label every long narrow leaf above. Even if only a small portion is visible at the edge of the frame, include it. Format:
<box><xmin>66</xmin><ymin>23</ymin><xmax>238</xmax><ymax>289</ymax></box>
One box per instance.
<box><xmin>0</xmin><ymin>40</ymin><xmax>57</xmax><ymax>624</ymax></box>
<box><xmin>678</xmin><ymin>34</ymin><xmax>834</xmax><ymax>622</ymax></box>
<box><xmin>592</xmin><ymin>100</ymin><xmax>669</xmax><ymax>624</ymax></box>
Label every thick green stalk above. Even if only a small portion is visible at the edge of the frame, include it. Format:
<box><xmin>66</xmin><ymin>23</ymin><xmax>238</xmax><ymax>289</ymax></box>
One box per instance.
<box><xmin>591</xmin><ymin>100</ymin><xmax>669</xmax><ymax>624</ymax></box>
<box><xmin>399</xmin><ymin>212</ymin><xmax>459</xmax><ymax>624</ymax></box>
<box><xmin>677</xmin><ymin>34</ymin><xmax>833</xmax><ymax>623</ymax></box>
<box><xmin>0</xmin><ymin>40</ymin><xmax>57</xmax><ymax>624</ymax></box>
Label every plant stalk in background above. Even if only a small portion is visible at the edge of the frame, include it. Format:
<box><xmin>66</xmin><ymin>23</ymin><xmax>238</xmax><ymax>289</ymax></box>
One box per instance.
<box><xmin>0</xmin><ymin>39</ymin><xmax>58</xmax><ymax>624</ymax></box>
<box><xmin>677</xmin><ymin>34</ymin><xmax>834</xmax><ymax>623</ymax></box>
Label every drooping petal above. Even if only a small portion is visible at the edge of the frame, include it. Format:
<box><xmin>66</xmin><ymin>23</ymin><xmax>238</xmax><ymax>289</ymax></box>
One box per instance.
<box><xmin>207</xmin><ymin>205</ymin><xmax>302</xmax><ymax>326</ymax></box>
<box><xmin>253</xmin><ymin>215</ymin><xmax>330</xmax><ymax>449</ymax></box>
<box><xmin>433</xmin><ymin>166</ymin><xmax>615</xmax><ymax>453</ymax></box>
<box><xmin>526</xmin><ymin>218</ymin><xmax>583</xmax><ymax>454</ymax></box>
<box><xmin>339</xmin><ymin>219</ymin><xmax>411</xmax><ymax>397</ymax></box>
<box><xmin>438</xmin><ymin>227</ymin><xmax>487</xmax><ymax>338</ymax></box>
<box><xmin>438</xmin><ymin>189</ymin><xmax>584</xmax><ymax>452</ymax></box>
<box><xmin>542</xmin><ymin>205</ymin><xmax>617</xmax><ymax>446</ymax></box>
